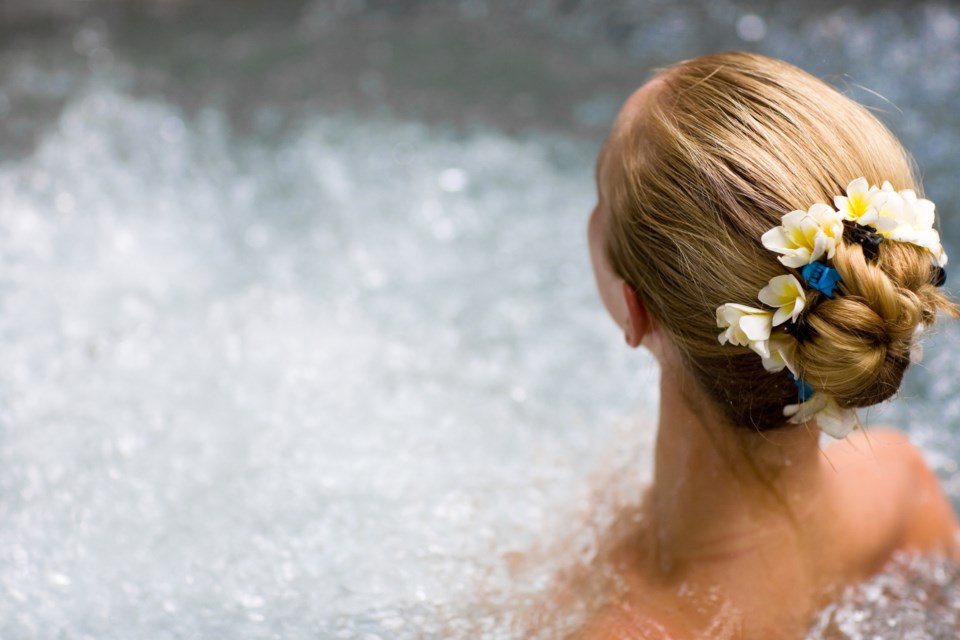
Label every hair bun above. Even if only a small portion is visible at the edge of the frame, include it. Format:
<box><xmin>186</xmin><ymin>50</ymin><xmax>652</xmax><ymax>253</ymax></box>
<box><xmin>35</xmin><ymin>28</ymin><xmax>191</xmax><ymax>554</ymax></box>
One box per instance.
<box><xmin>795</xmin><ymin>240</ymin><xmax>953</xmax><ymax>408</ymax></box>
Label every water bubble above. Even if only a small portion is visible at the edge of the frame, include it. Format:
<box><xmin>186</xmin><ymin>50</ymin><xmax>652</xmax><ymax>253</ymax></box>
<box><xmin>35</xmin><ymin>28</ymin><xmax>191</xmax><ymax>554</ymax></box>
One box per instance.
<box><xmin>438</xmin><ymin>167</ymin><xmax>468</xmax><ymax>193</ymax></box>
<box><xmin>736</xmin><ymin>14</ymin><xmax>767</xmax><ymax>42</ymax></box>
<box><xmin>73</xmin><ymin>24</ymin><xmax>107</xmax><ymax>55</ymax></box>
<box><xmin>48</xmin><ymin>572</ymin><xmax>72</xmax><ymax>587</ymax></box>
<box><xmin>928</xmin><ymin>6</ymin><xmax>960</xmax><ymax>40</ymax></box>
<box><xmin>114</xmin><ymin>228</ymin><xmax>136</xmax><ymax>253</ymax></box>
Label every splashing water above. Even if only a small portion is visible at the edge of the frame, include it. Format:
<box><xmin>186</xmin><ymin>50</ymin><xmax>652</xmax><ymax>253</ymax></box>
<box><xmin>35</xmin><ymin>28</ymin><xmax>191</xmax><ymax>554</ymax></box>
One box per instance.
<box><xmin>0</xmin><ymin>86</ymin><xmax>660</xmax><ymax>637</ymax></box>
<box><xmin>1</xmin><ymin>2</ymin><xmax>960</xmax><ymax>638</ymax></box>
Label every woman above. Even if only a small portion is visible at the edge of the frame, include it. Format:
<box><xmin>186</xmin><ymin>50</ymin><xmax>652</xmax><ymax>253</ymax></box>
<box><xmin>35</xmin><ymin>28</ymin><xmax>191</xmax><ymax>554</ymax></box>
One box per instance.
<box><xmin>580</xmin><ymin>51</ymin><xmax>960</xmax><ymax>638</ymax></box>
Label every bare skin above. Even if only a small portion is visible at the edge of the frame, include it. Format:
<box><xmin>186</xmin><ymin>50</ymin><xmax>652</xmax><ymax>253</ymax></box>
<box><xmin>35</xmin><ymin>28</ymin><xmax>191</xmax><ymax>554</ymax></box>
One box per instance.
<box><xmin>578</xmin><ymin>80</ymin><xmax>960</xmax><ymax>639</ymax></box>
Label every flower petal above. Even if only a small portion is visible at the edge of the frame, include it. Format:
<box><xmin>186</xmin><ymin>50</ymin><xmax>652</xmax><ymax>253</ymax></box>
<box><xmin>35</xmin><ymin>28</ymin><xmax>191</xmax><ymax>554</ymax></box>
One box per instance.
<box><xmin>815</xmin><ymin>399</ymin><xmax>859</xmax><ymax>439</ymax></box>
<box><xmin>778</xmin><ymin>252</ymin><xmax>812</xmax><ymax>268</ymax></box>
<box><xmin>846</xmin><ymin>177</ymin><xmax>869</xmax><ymax>196</ymax></box>
<box><xmin>760</xmin><ymin>334</ymin><xmax>797</xmax><ymax>373</ymax></box>
<box><xmin>784</xmin><ymin>393</ymin><xmax>828</xmax><ymax>423</ymax></box>
<box><xmin>739</xmin><ymin>313</ymin><xmax>773</xmax><ymax>342</ymax></box>
<box><xmin>761</xmin><ymin>226</ymin><xmax>791</xmax><ymax>253</ymax></box>
<box><xmin>749</xmin><ymin>338</ymin><xmax>771</xmax><ymax>359</ymax></box>
<box><xmin>716</xmin><ymin>304</ymin><xmax>772</xmax><ymax>348</ymax></box>
<box><xmin>785</xmin><ymin>393</ymin><xmax>859</xmax><ymax>438</ymax></box>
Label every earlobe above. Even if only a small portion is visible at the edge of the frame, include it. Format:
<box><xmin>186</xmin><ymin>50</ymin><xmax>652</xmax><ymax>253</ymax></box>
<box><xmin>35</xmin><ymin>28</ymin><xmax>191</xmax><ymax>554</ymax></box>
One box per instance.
<box><xmin>622</xmin><ymin>282</ymin><xmax>650</xmax><ymax>348</ymax></box>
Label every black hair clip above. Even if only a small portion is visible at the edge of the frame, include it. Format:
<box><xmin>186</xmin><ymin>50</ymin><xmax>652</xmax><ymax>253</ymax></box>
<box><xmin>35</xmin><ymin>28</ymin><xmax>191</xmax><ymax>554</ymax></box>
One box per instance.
<box><xmin>785</xmin><ymin>314</ymin><xmax>817</xmax><ymax>343</ymax></box>
<box><xmin>933</xmin><ymin>265</ymin><xmax>947</xmax><ymax>287</ymax></box>
<box><xmin>842</xmin><ymin>219</ymin><xmax>883</xmax><ymax>260</ymax></box>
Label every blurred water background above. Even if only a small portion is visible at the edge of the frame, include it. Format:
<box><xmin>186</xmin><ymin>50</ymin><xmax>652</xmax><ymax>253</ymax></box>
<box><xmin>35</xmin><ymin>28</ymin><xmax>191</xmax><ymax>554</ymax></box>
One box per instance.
<box><xmin>1</xmin><ymin>1</ymin><xmax>960</xmax><ymax>638</ymax></box>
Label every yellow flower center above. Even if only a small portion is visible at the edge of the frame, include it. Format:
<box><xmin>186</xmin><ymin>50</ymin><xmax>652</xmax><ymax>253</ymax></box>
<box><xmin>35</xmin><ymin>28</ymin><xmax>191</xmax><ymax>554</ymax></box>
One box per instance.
<box><xmin>847</xmin><ymin>192</ymin><xmax>868</xmax><ymax>218</ymax></box>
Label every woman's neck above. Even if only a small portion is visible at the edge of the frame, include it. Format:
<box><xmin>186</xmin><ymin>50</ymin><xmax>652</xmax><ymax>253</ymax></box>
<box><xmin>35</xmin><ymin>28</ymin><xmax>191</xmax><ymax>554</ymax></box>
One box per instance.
<box><xmin>646</xmin><ymin>359</ymin><xmax>825</xmax><ymax>578</ymax></box>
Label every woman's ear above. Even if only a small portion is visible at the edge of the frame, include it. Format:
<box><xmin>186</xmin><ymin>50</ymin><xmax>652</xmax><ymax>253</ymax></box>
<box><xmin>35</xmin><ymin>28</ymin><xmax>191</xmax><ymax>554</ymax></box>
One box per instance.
<box><xmin>622</xmin><ymin>282</ymin><xmax>652</xmax><ymax>348</ymax></box>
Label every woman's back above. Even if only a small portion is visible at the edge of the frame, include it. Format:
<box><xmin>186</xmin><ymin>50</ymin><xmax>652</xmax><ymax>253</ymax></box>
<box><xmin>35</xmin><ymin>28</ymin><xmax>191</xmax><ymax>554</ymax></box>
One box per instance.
<box><xmin>575</xmin><ymin>429</ymin><xmax>958</xmax><ymax>639</ymax></box>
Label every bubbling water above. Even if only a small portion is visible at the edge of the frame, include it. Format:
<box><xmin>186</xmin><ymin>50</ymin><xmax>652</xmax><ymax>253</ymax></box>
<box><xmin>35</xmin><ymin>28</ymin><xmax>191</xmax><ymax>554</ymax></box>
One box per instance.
<box><xmin>808</xmin><ymin>551</ymin><xmax>960</xmax><ymax>639</ymax></box>
<box><xmin>2</xmin><ymin>2</ymin><xmax>960</xmax><ymax>638</ymax></box>
<box><xmin>3</xmin><ymin>81</ymin><xmax>960</xmax><ymax>640</ymax></box>
<box><xmin>0</xmin><ymin>86</ymin><xmax>661</xmax><ymax>638</ymax></box>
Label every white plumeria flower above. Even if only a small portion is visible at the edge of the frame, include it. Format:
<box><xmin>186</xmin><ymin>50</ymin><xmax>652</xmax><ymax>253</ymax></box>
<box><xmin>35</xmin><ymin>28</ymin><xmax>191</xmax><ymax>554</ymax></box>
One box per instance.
<box><xmin>814</xmin><ymin>399</ymin><xmax>859</xmax><ymax>439</ymax></box>
<box><xmin>886</xmin><ymin>187</ymin><xmax>948</xmax><ymax>267</ymax></box>
<box><xmin>834</xmin><ymin>177</ymin><xmax>880</xmax><ymax>222</ymax></box>
<box><xmin>893</xmin><ymin>226</ymin><xmax>948</xmax><ymax>267</ymax></box>
<box><xmin>852</xmin><ymin>182</ymin><xmax>949</xmax><ymax>266</ymax></box>
<box><xmin>758</xmin><ymin>274</ymin><xmax>807</xmax><ymax>326</ymax></box>
<box><xmin>858</xmin><ymin>182</ymin><xmax>904</xmax><ymax>235</ymax></box>
<box><xmin>784</xmin><ymin>392</ymin><xmax>827</xmax><ymax>424</ymax></box>
<box><xmin>716</xmin><ymin>303</ymin><xmax>773</xmax><ymax>358</ymax></box>
<box><xmin>760</xmin><ymin>333</ymin><xmax>797</xmax><ymax>374</ymax></box>
<box><xmin>761</xmin><ymin>203</ymin><xmax>843</xmax><ymax>268</ymax></box>
<box><xmin>898</xmin><ymin>188</ymin><xmax>936</xmax><ymax>230</ymax></box>
<box><xmin>811</xmin><ymin>203</ymin><xmax>846</xmax><ymax>252</ymax></box>
<box><xmin>784</xmin><ymin>393</ymin><xmax>858</xmax><ymax>439</ymax></box>
<box><xmin>920</xmin><ymin>232</ymin><xmax>948</xmax><ymax>268</ymax></box>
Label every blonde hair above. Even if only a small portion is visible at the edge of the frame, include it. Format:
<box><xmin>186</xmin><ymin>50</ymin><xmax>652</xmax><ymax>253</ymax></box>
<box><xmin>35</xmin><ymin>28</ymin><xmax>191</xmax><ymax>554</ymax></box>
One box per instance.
<box><xmin>604</xmin><ymin>51</ymin><xmax>958</xmax><ymax>430</ymax></box>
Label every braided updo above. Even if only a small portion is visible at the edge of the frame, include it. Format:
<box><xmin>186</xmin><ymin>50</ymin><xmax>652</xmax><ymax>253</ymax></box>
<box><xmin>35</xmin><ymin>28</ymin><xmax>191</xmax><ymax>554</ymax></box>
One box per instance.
<box><xmin>795</xmin><ymin>237</ymin><xmax>954</xmax><ymax>409</ymax></box>
<box><xmin>602</xmin><ymin>51</ymin><xmax>958</xmax><ymax>431</ymax></box>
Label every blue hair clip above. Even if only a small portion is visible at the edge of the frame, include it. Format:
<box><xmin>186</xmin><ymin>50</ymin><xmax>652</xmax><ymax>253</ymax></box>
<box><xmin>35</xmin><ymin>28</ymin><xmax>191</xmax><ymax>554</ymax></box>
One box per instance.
<box><xmin>800</xmin><ymin>261</ymin><xmax>842</xmax><ymax>298</ymax></box>
<box><xmin>787</xmin><ymin>371</ymin><xmax>814</xmax><ymax>402</ymax></box>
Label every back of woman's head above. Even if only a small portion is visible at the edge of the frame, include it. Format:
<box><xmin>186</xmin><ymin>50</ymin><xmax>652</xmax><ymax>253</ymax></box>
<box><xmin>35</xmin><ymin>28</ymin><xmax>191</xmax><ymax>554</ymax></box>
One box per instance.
<box><xmin>603</xmin><ymin>51</ymin><xmax>957</xmax><ymax>431</ymax></box>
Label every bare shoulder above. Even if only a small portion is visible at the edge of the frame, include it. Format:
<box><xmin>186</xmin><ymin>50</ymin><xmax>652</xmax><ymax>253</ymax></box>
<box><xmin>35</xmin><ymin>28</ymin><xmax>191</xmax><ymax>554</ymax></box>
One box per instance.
<box><xmin>822</xmin><ymin>427</ymin><xmax>959</xmax><ymax>560</ymax></box>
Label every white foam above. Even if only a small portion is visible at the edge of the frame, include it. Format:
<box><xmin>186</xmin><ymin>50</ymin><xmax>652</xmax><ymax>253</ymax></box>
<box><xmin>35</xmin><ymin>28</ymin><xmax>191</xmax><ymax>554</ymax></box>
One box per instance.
<box><xmin>0</xmin><ymin>88</ymin><xmax>658</xmax><ymax>638</ymax></box>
